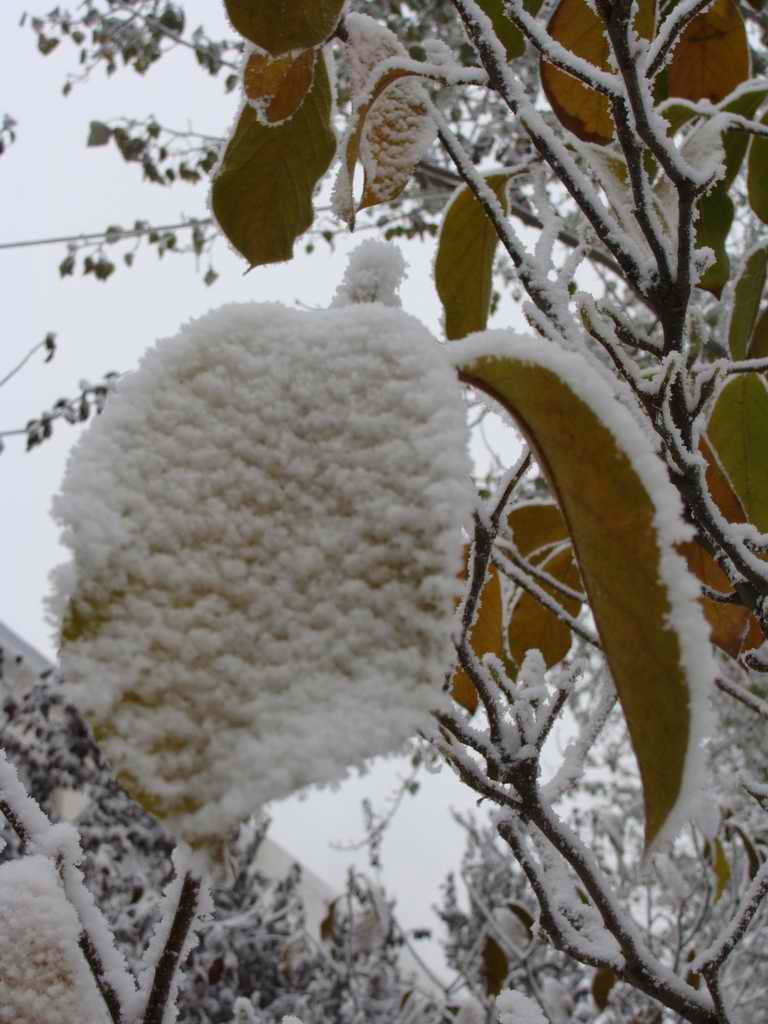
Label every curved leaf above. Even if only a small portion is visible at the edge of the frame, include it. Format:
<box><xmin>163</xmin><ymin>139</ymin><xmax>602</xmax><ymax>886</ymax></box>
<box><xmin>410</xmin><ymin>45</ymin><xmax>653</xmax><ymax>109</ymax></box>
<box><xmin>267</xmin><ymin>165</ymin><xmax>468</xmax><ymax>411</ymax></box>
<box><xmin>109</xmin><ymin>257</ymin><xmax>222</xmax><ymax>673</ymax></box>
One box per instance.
<box><xmin>453</xmin><ymin>337</ymin><xmax>713</xmax><ymax>849</ymax></box>
<box><xmin>435</xmin><ymin>174</ymin><xmax>512</xmax><ymax>340</ymax></box>
<box><xmin>224</xmin><ymin>0</ymin><xmax>344</xmax><ymax>56</ymax></box>
<box><xmin>243</xmin><ymin>47</ymin><xmax>317</xmax><ymax>125</ymax></box>
<box><xmin>210</xmin><ymin>54</ymin><xmax>336</xmax><ymax>267</ymax></box>
<box><xmin>476</xmin><ymin>0</ymin><xmax>544</xmax><ymax>61</ymax></box>
<box><xmin>668</xmin><ymin>0</ymin><xmax>750</xmax><ymax>105</ymax></box>
<box><xmin>541</xmin><ymin>0</ymin><xmax>654</xmax><ymax>144</ymax></box>
<box><xmin>452</xmin><ymin>556</ymin><xmax>505</xmax><ymax>714</ymax></box>
<box><xmin>695</xmin><ymin>185</ymin><xmax>734</xmax><ymax>296</ymax></box>
<box><xmin>506</xmin><ymin>501</ymin><xmax>568</xmax><ymax>558</ymax></box>
<box><xmin>707</xmin><ymin>375</ymin><xmax>768</xmax><ymax>533</ymax></box>
<box><xmin>747</xmin><ymin>111</ymin><xmax>768</xmax><ymax>225</ymax></box>
<box><xmin>507</xmin><ymin>543</ymin><xmax>582</xmax><ymax>669</ymax></box>
<box><xmin>728</xmin><ymin>243</ymin><xmax>768</xmax><ymax>360</ymax></box>
<box><xmin>336</xmin><ymin>63</ymin><xmax>438</xmax><ymax>226</ymax></box>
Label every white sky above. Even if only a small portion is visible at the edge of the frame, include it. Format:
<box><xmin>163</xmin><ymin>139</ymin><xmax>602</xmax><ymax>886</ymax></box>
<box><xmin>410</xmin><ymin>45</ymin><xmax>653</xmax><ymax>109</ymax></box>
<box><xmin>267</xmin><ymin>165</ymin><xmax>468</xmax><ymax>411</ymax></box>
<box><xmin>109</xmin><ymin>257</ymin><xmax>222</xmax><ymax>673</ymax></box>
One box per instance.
<box><xmin>1</xmin><ymin>0</ymin><xmax>531</xmax><ymax>977</ymax></box>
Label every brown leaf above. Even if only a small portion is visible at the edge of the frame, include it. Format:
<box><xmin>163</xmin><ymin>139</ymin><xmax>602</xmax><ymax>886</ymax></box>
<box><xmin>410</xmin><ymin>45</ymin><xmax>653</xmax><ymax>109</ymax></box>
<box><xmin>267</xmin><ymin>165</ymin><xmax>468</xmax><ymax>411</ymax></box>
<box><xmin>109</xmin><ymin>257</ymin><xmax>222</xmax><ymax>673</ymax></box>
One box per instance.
<box><xmin>668</xmin><ymin>0</ymin><xmax>750</xmax><ymax>104</ymax></box>
<box><xmin>243</xmin><ymin>47</ymin><xmax>317</xmax><ymax>125</ymax></box>
<box><xmin>451</xmin><ymin>553</ymin><xmax>505</xmax><ymax>714</ymax></box>
<box><xmin>508</xmin><ymin>544</ymin><xmax>582</xmax><ymax>669</ymax></box>
<box><xmin>542</xmin><ymin>0</ymin><xmax>655</xmax><ymax>143</ymax></box>
<box><xmin>481</xmin><ymin>935</ymin><xmax>508</xmax><ymax>996</ymax></box>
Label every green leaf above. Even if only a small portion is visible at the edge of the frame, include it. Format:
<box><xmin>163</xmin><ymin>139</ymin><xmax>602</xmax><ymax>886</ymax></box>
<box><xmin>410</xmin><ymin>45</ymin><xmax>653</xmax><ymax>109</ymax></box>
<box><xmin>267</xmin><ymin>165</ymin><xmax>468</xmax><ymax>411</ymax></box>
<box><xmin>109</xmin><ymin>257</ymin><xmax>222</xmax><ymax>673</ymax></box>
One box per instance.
<box><xmin>748</xmin><ymin>306</ymin><xmax>768</xmax><ymax>359</ymax></box>
<box><xmin>707</xmin><ymin>374</ymin><xmax>768</xmax><ymax>533</ymax></box>
<box><xmin>695</xmin><ymin>185</ymin><xmax>734</xmax><ymax>297</ymax></box>
<box><xmin>224</xmin><ymin>0</ymin><xmax>344</xmax><ymax>56</ymax></box>
<box><xmin>747</xmin><ymin>111</ymin><xmax>768</xmax><ymax>225</ymax></box>
<box><xmin>210</xmin><ymin>54</ymin><xmax>335</xmax><ymax>268</ymax></box>
<box><xmin>728</xmin><ymin>244</ymin><xmax>768</xmax><ymax>360</ymax></box>
<box><xmin>712</xmin><ymin>838</ymin><xmax>731</xmax><ymax>900</ymax></box>
<box><xmin>475</xmin><ymin>0</ymin><xmax>543</xmax><ymax>61</ymax></box>
<box><xmin>87</xmin><ymin>120</ymin><xmax>111</xmax><ymax>146</ymax></box>
<box><xmin>435</xmin><ymin>174</ymin><xmax>511</xmax><ymax>340</ymax></box>
<box><xmin>457</xmin><ymin>345</ymin><xmax>709</xmax><ymax>849</ymax></box>
<box><xmin>720</xmin><ymin>84</ymin><xmax>768</xmax><ymax>189</ymax></box>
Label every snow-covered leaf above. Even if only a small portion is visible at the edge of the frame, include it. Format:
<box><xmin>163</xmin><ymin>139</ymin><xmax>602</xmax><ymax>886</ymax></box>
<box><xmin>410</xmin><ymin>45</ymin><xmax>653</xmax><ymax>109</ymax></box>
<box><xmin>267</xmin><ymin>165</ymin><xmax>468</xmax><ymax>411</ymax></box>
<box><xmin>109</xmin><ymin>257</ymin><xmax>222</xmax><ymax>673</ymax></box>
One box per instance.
<box><xmin>211</xmin><ymin>52</ymin><xmax>335</xmax><ymax>267</ymax></box>
<box><xmin>435</xmin><ymin>174</ymin><xmax>512</xmax><ymax>340</ymax></box>
<box><xmin>0</xmin><ymin>856</ymin><xmax>112</xmax><ymax>1024</ymax></box>
<box><xmin>224</xmin><ymin>0</ymin><xmax>344</xmax><ymax>56</ymax></box>
<box><xmin>53</xmin><ymin>302</ymin><xmax>473</xmax><ymax>862</ymax></box>
<box><xmin>334</xmin><ymin>16</ymin><xmax>437</xmax><ymax>226</ymax></box>
<box><xmin>453</xmin><ymin>334</ymin><xmax>715</xmax><ymax>850</ymax></box>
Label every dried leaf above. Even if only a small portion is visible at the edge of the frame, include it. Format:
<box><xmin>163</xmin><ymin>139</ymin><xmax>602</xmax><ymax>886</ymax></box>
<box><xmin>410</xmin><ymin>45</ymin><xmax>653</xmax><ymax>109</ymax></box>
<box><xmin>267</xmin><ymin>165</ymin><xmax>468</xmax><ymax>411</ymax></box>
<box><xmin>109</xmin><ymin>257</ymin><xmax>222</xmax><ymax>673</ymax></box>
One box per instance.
<box><xmin>243</xmin><ymin>47</ymin><xmax>317</xmax><ymax>125</ymax></box>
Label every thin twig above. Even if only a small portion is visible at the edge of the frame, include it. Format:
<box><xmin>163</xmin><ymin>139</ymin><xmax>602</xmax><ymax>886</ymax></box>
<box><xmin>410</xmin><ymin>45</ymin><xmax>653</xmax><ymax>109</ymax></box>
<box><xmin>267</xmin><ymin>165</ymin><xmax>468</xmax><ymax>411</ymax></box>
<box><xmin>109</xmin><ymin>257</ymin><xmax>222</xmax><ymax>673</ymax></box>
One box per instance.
<box><xmin>143</xmin><ymin>871</ymin><xmax>203</xmax><ymax>1024</ymax></box>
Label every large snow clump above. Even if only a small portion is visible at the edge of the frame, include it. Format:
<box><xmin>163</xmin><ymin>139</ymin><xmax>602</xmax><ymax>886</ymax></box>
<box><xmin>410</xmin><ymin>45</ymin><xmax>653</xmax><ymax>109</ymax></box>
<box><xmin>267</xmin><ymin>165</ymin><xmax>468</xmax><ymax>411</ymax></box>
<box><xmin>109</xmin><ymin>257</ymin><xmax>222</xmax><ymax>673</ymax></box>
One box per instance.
<box><xmin>0</xmin><ymin>855</ymin><xmax>111</xmax><ymax>1024</ymax></box>
<box><xmin>51</xmin><ymin>302</ymin><xmax>472</xmax><ymax>859</ymax></box>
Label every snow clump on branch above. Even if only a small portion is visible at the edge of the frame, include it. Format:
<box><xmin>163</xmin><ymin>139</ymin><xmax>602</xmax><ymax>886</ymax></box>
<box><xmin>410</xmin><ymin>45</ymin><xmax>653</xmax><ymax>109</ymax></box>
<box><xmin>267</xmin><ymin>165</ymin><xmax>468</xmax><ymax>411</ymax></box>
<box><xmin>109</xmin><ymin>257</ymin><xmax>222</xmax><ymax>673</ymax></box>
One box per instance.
<box><xmin>50</xmin><ymin>301</ymin><xmax>473</xmax><ymax>863</ymax></box>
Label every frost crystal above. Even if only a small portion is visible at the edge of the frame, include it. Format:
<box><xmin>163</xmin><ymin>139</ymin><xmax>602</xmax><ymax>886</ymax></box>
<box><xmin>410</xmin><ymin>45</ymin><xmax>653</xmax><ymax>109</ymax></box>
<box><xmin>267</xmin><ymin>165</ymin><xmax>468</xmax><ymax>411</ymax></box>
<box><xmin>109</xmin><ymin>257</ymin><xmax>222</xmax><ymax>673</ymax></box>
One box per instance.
<box><xmin>0</xmin><ymin>855</ymin><xmax>111</xmax><ymax>1024</ymax></box>
<box><xmin>51</xmin><ymin>302</ymin><xmax>472</xmax><ymax>860</ymax></box>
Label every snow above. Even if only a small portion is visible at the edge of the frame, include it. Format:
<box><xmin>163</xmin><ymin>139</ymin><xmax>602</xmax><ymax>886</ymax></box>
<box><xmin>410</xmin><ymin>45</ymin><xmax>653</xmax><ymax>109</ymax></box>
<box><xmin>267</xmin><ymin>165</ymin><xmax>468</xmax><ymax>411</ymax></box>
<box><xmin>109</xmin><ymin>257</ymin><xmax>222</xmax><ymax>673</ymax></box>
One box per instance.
<box><xmin>496</xmin><ymin>989</ymin><xmax>550</xmax><ymax>1024</ymax></box>
<box><xmin>331</xmin><ymin>239</ymin><xmax>407</xmax><ymax>308</ymax></box>
<box><xmin>448</xmin><ymin>331</ymin><xmax>717</xmax><ymax>850</ymax></box>
<box><xmin>50</xmin><ymin>300</ymin><xmax>473</xmax><ymax>860</ymax></box>
<box><xmin>0</xmin><ymin>854</ymin><xmax>112</xmax><ymax>1024</ymax></box>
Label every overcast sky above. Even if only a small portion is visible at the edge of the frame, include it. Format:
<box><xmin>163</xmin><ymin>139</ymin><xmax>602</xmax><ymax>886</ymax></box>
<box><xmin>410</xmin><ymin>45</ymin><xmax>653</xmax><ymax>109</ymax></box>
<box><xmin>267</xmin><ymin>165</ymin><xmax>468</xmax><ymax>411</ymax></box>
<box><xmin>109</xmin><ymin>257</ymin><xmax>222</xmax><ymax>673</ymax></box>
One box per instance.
<box><xmin>0</xmin><ymin>0</ymin><xmax>535</xmax><ymax>976</ymax></box>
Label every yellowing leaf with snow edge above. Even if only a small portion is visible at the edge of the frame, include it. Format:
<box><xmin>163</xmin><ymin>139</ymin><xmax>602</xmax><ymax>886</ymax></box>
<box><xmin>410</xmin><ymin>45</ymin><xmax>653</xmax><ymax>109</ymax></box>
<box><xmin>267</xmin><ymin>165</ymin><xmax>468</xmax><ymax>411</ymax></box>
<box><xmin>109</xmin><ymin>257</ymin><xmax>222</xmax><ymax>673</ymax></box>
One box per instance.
<box><xmin>450</xmin><ymin>332</ymin><xmax>716</xmax><ymax>852</ymax></box>
<box><xmin>53</xmin><ymin>302</ymin><xmax>474</xmax><ymax>864</ymax></box>
<box><xmin>334</xmin><ymin>13</ymin><xmax>437</xmax><ymax>226</ymax></box>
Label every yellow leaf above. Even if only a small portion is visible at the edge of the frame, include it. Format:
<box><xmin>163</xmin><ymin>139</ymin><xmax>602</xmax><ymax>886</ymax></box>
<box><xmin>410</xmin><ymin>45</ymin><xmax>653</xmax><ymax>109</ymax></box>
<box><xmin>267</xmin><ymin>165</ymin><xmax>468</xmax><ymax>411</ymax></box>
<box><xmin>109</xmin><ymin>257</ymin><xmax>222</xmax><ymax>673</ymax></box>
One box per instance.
<box><xmin>455</xmin><ymin>338</ymin><xmax>713</xmax><ymax>849</ymax></box>
<box><xmin>542</xmin><ymin>0</ymin><xmax>655</xmax><ymax>143</ymax></box>
<box><xmin>211</xmin><ymin>53</ymin><xmax>336</xmax><ymax>267</ymax></box>
<box><xmin>710</xmin><ymin>837</ymin><xmax>731</xmax><ymax>901</ymax></box>
<box><xmin>451</xmin><ymin>554</ymin><xmax>505</xmax><ymax>714</ymax></box>
<box><xmin>224</xmin><ymin>0</ymin><xmax>345</xmax><ymax>56</ymax></box>
<box><xmin>508</xmin><ymin>544</ymin><xmax>582</xmax><ymax>669</ymax></box>
<box><xmin>243</xmin><ymin>47</ymin><xmax>318</xmax><ymax>125</ymax></box>
<box><xmin>506</xmin><ymin>500</ymin><xmax>569</xmax><ymax>559</ymax></box>
<box><xmin>435</xmin><ymin>174</ymin><xmax>512</xmax><ymax>340</ymax></box>
<box><xmin>592</xmin><ymin>968</ymin><xmax>617</xmax><ymax>1010</ymax></box>
<box><xmin>668</xmin><ymin>0</ymin><xmax>750</xmax><ymax>104</ymax></box>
